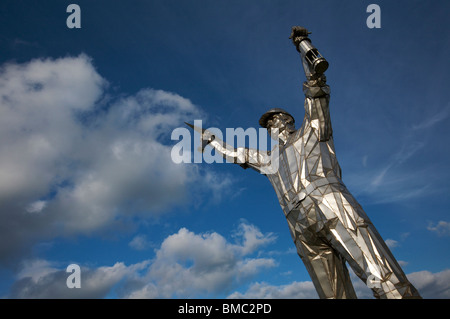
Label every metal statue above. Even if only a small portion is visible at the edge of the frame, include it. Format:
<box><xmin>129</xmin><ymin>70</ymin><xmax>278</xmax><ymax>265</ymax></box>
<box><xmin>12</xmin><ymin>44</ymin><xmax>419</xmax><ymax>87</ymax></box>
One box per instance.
<box><xmin>188</xmin><ymin>26</ymin><xmax>421</xmax><ymax>299</ymax></box>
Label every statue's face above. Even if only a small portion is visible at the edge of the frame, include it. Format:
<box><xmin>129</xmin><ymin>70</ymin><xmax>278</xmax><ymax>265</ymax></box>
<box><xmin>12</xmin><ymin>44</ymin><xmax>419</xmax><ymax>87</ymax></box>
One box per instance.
<box><xmin>267</xmin><ymin>113</ymin><xmax>296</xmax><ymax>135</ymax></box>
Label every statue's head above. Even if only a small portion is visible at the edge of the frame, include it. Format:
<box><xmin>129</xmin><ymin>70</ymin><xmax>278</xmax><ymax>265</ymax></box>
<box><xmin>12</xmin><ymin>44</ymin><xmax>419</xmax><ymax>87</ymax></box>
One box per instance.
<box><xmin>259</xmin><ymin>108</ymin><xmax>295</xmax><ymax>143</ymax></box>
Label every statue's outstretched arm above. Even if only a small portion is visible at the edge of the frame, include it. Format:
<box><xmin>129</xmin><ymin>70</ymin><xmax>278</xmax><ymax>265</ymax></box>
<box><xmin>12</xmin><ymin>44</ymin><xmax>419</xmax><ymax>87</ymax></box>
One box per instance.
<box><xmin>205</xmin><ymin>131</ymin><xmax>271</xmax><ymax>173</ymax></box>
<box><xmin>185</xmin><ymin>123</ymin><xmax>272</xmax><ymax>172</ymax></box>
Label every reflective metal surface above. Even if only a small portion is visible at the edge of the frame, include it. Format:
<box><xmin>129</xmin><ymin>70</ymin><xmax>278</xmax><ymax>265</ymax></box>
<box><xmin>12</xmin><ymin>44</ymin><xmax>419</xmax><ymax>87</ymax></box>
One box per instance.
<box><xmin>194</xmin><ymin>27</ymin><xmax>422</xmax><ymax>299</ymax></box>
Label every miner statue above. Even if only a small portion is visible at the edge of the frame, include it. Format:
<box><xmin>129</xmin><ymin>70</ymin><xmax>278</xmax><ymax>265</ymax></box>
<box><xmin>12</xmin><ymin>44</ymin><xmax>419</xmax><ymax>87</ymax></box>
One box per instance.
<box><xmin>187</xmin><ymin>26</ymin><xmax>421</xmax><ymax>299</ymax></box>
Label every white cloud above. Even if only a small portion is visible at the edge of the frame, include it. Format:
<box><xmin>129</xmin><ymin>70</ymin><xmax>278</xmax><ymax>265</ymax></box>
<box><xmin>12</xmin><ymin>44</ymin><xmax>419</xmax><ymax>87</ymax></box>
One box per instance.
<box><xmin>385</xmin><ymin>239</ymin><xmax>399</xmax><ymax>249</ymax></box>
<box><xmin>427</xmin><ymin>221</ymin><xmax>450</xmax><ymax>237</ymax></box>
<box><xmin>228</xmin><ymin>281</ymin><xmax>318</xmax><ymax>299</ymax></box>
<box><xmin>0</xmin><ymin>55</ymin><xmax>104</xmax><ymax>203</ymax></box>
<box><xmin>8</xmin><ymin>231</ymin><xmax>450</xmax><ymax>299</ymax></box>
<box><xmin>129</xmin><ymin>235</ymin><xmax>153</xmax><ymax>251</ymax></box>
<box><xmin>232</xmin><ymin>221</ymin><xmax>277</xmax><ymax>256</ymax></box>
<box><xmin>10</xmin><ymin>260</ymin><xmax>150</xmax><ymax>299</ymax></box>
<box><xmin>17</xmin><ymin>259</ymin><xmax>59</xmax><ymax>283</ymax></box>
<box><xmin>0</xmin><ymin>55</ymin><xmax>230</xmax><ymax>264</ymax></box>
<box><xmin>228</xmin><ymin>268</ymin><xmax>450</xmax><ymax>299</ymax></box>
<box><xmin>408</xmin><ymin>269</ymin><xmax>450</xmax><ymax>298</ymax></box>
<box><xmin>8</xmin><ymin>222</ymin><xmax>276</xmax><ymax>298</ymax></box>
<box><xmin>228</xmin><ymin>274</ymin><xmax>375</xmax><ymax>299</ymax></box>
<box><xmin>130</xmin><ymin>222</ymin><xmax>276</xmax><ymax>298</ymax></box>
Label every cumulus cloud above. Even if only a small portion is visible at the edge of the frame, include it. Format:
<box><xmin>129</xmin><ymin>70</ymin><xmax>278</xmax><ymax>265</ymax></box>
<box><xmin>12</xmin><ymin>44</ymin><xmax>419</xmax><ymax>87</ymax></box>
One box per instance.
<box><xmin>8</xmin><ymin>222</ymin><xmax>276</xmax><ymax>298</ymax></box>
<box><xmin>8</xmin><ymin>224</ymin><xmax>449</xmax><ymax>299</ymax></box>
<box><xmin>228</xmin><ymin>268</ymin><xmax>450</xmax><ymax>299</ymax></box>
<box><xmin>9</xmin><ymin>260</ymin><xmax>149</xmax><ymax>299</ymax></box>
<box><xmin>407</xmin><ymin>269</ymin><xmax>450</xmax><ymax>298</ymax></box>
<box><xmin>227</xmin><ymin>275</ymin><xmax>372</xmax><ymax>299</ymax></box>
<box><xmin>228</xmin><ymin>281</ymin><xmax>318</xmax><ymax>299</ymax></box>
<box><xmin>0</xmin><ymin>55</ymin><xmax>229</xmax><ymax>265</ymax></box>
<box><xmin>232</xmin><ymin>221</ymin><xmax>277</xmax><ymax>256</ymax></box>
<box><xmin>125</xmin><ymin>222</ymin><xmax>276</xmax><ymax>298</ymax></box>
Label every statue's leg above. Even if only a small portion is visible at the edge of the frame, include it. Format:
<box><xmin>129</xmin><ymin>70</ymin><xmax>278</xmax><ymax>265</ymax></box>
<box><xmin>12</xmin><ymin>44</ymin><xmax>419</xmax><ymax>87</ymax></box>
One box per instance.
<box><xmin>317</xmin><ymin>184</ymin><xmax>422</xmax><ymax>299</ymax></box>
<box><xmin>287</xmin><ymin>202</ymin><xmax>357</xmax><ymax>299</ymax></box>
<box><xmin>294</xmin><ymin>235</ymin><xmax>357</xmax><ymax>299</ymax></box>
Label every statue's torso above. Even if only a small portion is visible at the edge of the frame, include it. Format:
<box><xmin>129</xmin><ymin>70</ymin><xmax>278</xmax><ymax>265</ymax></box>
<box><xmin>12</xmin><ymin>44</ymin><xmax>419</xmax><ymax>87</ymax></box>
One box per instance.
<box><xmin>267</xmin><ymin>118</ymin><xmax>342</xmax><ymax>215</ymax></box>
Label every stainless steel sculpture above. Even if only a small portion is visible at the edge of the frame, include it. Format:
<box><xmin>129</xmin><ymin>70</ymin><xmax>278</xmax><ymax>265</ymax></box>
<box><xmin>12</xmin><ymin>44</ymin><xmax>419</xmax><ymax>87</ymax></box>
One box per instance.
<box><xmin>188</xmin><ymin>26</ymin><xmax>421</xmax><ymax>299</ymax></box>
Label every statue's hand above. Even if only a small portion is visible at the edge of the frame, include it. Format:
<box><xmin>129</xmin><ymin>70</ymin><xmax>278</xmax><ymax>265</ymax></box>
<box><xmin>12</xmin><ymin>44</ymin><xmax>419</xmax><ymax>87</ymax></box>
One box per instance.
<box><xmin>198</xmin><ymin>130</ymin><xmax>215</xmax><ymax>153</ymax></box>
<box><xmin>307</xmin><ymin>73</ymin><xmax>327</xmax><ymax>86</ymax></box>
<box><xmin>184</xmin><ymin>122</ymin><xmax>215</xmax><ymax>152</ymax></box>
<box><xmin>202</xmin><ymin>130</ymin><xmax>215</xmax><ymax>144</ymax></box>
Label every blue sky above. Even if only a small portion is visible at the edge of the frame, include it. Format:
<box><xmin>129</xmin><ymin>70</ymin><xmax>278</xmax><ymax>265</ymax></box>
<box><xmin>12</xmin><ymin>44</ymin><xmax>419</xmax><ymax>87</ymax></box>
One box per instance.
<box><xmin>0</xmin><ymin>0</ymin><xmax>449</xmax><ymax>298</ymax></box>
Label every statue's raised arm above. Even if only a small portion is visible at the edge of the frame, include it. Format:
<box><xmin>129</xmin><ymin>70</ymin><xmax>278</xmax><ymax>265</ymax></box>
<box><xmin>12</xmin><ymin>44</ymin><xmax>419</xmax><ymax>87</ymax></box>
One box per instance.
<box><xmin>290</xmin><ymin>26</ymin><xmax>332</xmax><ymax>142</ymax></box>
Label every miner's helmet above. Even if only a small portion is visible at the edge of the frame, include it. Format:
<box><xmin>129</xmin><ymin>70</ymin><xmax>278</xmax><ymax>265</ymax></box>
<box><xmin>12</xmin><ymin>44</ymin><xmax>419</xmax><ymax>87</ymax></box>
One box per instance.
<box><xmin>258</xmin><ymin>108</ymin><xmax>295</xmax><ymax>128</ymax></box>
